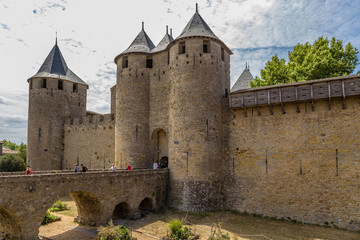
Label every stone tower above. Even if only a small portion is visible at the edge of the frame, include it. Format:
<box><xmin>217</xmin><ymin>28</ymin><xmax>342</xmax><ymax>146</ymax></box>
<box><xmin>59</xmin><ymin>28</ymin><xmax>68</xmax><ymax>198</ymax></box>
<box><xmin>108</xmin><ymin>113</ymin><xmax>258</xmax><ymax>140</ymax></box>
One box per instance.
<box><xmin>114</xmin><ymin>4</ymin><xmax>232</xmax><ymax>211</ymax></box>
<box><xmin>231</xmin><ymin>62</ymin><xmax>253</xmax><ymax>92</ymax></box>
<box><xmin>27</xmin><ymin>40</ymin><xmax>88</xmax><ymax>170</ymax></box>
<box><xmin>114</xmin><ymin>22</ymin><xmax>155</xmax><ymax>169</ymax></box>
<box><xmin>167</xmin><ymin>5</ymin><xmax>232</xmax><ymax>211</ymax></box>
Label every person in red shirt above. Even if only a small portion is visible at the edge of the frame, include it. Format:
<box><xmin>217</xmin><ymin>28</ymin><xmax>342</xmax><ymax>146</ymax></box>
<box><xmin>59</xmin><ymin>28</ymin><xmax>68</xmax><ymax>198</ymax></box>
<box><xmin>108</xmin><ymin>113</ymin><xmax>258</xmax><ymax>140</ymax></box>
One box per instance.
<box><xmin>126</xmin><ymin>162</ymin><xmax>131</xmax><ymax>170</ymax></box>
<box><xmin>26</xmin><ymin>166</ymin><xmax>34</xmax><ymax>175</ymax></box>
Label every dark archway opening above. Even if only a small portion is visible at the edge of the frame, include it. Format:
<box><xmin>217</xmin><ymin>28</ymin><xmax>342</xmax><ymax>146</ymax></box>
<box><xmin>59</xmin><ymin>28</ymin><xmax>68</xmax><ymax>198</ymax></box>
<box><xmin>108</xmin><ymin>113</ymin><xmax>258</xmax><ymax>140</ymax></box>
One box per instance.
<box><xmin>70</xmin><ymin>191</ymin><xmax>101</xmax><ymax>226</ymax></box>
<box><xmin>151</xmin><ymin>129</ymin><xmax>168</xmax><ymax>167</ymax></box>
<box><xmin>139</xmin><ymin>198</ymin><xmax>153</xmax><ymax>217</ymax></box>
<box><xmin>0</xmin><ymin>207</ymin><xmax>22</xmax><ymax>240</ymax></box>
<box><xmin>112</xmin><ymin>202</ymin><xmax>130</xmax><ymax>219</ymax></box>
<box><xmin>159</xmin><ymin>156</ymin><xmax>168</xmax><ymax>168</ymax></box>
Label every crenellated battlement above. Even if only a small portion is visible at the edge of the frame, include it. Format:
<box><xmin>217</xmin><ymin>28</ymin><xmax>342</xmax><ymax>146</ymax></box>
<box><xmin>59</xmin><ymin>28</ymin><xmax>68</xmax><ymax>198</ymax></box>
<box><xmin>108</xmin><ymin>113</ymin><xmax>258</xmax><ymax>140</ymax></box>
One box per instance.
<box><xmin>230</xmin><ymin>74</ymin><xmax>360</xmax><ymax>109</ymax></box>
<box><xmin>65</xmin><ymin>113</ymin><xmax>115</xmax><ymax>127</ymax></box>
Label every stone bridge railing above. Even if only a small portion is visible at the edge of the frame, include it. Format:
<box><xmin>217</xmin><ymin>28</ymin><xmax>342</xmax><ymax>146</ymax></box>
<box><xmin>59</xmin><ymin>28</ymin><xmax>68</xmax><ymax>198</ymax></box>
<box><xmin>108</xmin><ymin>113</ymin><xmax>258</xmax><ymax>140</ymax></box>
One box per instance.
<box><xmin>0</xmin><ymin>169</ymin><xmax>169</xmax><ymax>240</ymax></box>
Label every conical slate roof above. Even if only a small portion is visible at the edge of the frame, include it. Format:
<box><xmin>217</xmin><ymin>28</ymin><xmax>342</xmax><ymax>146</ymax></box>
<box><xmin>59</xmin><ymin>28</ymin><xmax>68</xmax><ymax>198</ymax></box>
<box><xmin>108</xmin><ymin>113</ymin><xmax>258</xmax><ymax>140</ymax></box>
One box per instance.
<box><xmin>152</xmin><ymin>26</ymin><xmax>174</xmax><ymax>52</ymax></box>
<box><xmin>122</xmin><ymin>23</ymin><xmax>155</xmax><ymax>54</ymax></box>
<box><xmin>231</xmin><ymin>64</ymin><xmax>253</xmax><ymax>92</ymax></box>
<box><xmin>177</xmin><ymin>6</ymin><xmax>219</xmax><ymax>40</ymax></box>
<box><xmin>29</xmin><ymin>42</ymin><xmax>87</xmax><ymax>86</ymax></box>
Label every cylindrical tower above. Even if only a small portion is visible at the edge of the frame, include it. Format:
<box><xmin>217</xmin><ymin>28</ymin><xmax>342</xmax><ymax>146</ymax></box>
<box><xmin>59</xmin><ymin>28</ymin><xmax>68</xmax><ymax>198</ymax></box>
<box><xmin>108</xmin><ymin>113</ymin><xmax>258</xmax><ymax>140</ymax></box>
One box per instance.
<box><xmin>114</xmin><ymin>24</ymin><xmax>154</xmax><ymax>168</ymax></box>
<box><xmin>27</xmin><ymin>42</ymin><xmax>87</xmax><ymax>170</ymax></box>
<box><xmin>167</xmin><ymin>8</ymin><xmax>232</xmax><ymax>211</ymax></box>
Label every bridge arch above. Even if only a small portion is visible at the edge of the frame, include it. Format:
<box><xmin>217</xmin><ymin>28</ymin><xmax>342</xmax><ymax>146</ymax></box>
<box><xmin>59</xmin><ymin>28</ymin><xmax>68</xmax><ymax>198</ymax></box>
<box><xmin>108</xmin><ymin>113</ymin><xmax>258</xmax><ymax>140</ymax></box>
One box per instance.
<box><xmin>70</xmin><ymin>191</ymin><xmax>102</xmax><ymax>226</ymax></box>
<box><xmin>139</xmin><ymin>197</ymin><xmax>153</xmax><ymax>211</ymax></box>
<box><xmin>0</xmin><ymin>206</ymin><xmax>23</xmax><ymax>240</ymax></box>
<box><xmin>112</xmin><ymin>202</ymin><xmax>130</xmax><ymax>219</ymax></box>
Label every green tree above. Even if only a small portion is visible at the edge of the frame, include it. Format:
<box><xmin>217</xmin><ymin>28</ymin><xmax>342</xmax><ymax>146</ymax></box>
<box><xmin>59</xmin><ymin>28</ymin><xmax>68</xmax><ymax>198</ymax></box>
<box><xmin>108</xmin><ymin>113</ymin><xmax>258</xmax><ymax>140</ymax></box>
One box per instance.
<box><xmin>251</xmin><ymin>37</ymin><xmax>359</xmax><ymax>87</ymax></box>
<box><xmin>0</xmin><ymin>154</ymin><xmax>26</xmax><ymax>172</ymax></box>
<box><xmin>2</xmin><ymin>139</ymin><xmax>18</xmax><ymax>150</ymax></box>
<box><xmin>17</xmin><ymin>143</ymin><xmax>27</xmax><ymax>163</ymax></box>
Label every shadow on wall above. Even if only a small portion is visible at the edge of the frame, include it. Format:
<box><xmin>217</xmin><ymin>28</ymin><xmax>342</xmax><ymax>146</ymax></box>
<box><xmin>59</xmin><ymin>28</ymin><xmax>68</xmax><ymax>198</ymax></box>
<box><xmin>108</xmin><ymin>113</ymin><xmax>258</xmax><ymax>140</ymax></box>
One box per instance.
<box><xmin>0</xmin><ymin>207</ymin><xmax>23</xmax><ymax>240</ymax></box>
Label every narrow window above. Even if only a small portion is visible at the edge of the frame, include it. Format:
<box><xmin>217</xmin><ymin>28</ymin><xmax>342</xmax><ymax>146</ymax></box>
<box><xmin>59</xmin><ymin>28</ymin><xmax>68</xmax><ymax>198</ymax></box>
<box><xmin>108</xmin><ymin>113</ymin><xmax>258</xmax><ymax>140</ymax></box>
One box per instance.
<box><xmin>42</xmin><ymin>79</ymin><xmax>47</xmax><ymax>88</ymax></box>
<box><xmin>179</xmin><ymin>42</ymin><xmax>186</xmax><ymax>54</ymax></box>
<box><xmin>122</xmin><ymin>56</ymin><xmax>128</xmax><ymax>68</ymax></box>
<box><xmin>29</xmin><ymin>80</ymin><xmax>32</xmax><ymax>90</ymax></box>
<box><xmin>73</xmin><ymin>83</ymin><xmax>78</xmax><ymax>93</ymax></box>
<box><xmin>167</xmin><ymin>50</ymin><xmax>170</xmax><ymax>65</ymax></box>
<box><xmin>221</xmin><ymin>47</ymin><xmax>224</xmax><ymax>61</ymax></box>
<box><xmin>146</xmin><ymin>56</ymin><xmax>153</xmax><ymax>68</ymax></box>
<box><xmin>203</xmin><ymin>40</ymin><xmax>210</xmax><ymax>53</ymax></box>
<box><xmin>58</xmin><ymin>80</ymin><xmax>63</xmax><ymax>90</ymax></box>
<box><xmin>224</xmin><ymin>88</ymin><xmax>229</xmax><ymax>98</ymax></box>
<box><xmin>38</xmin><ymin>128</ymin><xmax>41</xmax><ymax>139</ymax></box>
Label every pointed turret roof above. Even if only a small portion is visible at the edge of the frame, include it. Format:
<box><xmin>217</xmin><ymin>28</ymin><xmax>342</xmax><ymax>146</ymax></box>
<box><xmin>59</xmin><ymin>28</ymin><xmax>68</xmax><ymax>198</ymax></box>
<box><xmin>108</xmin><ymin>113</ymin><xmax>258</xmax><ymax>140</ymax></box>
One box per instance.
<box><xmin>177</xmin><ymin>3</ymin><xmax>219</xmax><ymax>40</ymax></box>
<box><xmin>29</xmin><ymin>40</ymin><xmax>87</xmax><ymax>86</ymax></box>
<box><xmin>231</xmin><ymin>63</ymin><xmax>253</xmax><ymax>92</ymax></box>
<box><xmin>121</xmin><ymin>22</ymin><xmax>155</xmax><ymax>54</ymax></box>
<box><xmin>152</xmin><ymin>26</ymin><xmax>174</xmax><ymax>52</ymax></box>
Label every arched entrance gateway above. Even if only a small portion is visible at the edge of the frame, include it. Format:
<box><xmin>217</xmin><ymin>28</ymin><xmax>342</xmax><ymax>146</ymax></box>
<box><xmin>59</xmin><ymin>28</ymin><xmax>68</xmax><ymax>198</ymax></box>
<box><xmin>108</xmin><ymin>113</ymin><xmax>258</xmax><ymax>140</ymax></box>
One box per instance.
<box><xmin>151</xmin><ymin>129</ymin><xmax>168</xmax><ymax>168</ymax></box>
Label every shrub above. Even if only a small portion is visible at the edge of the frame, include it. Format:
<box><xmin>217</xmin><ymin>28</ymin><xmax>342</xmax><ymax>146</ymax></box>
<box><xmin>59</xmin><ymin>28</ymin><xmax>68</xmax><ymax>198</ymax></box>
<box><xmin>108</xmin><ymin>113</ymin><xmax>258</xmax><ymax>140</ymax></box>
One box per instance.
<box><xmin>98</xmin><ymin>219</ymin><xmax>135</xmax><ymax>240</ymax></box>
<box><xmin>49</xmin><ymin>201</ymin><xmax>68</xmax><ymax>212</ymax></box>
<box><xmin>167</xmin><ymin>219</ymin><xmax>195</xmax><ymax>240</ymax></box>
<box><xmin>42</xmin><ymin>211</ymin><xmax>61</xmax><ymax>225</ymax></box>
<box><xmin>0</xmin><ymin>154</ymin><xmax>26</xmax><ymax>172</ymax></box>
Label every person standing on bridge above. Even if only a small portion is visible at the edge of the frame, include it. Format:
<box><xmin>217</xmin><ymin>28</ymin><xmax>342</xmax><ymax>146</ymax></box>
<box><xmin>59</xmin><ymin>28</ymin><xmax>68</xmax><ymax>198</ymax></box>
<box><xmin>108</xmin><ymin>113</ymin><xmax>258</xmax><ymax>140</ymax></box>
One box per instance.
<box><xmin>74</xmin><ymin>164</ymin><xmax>80</xmax><ymax>173</ymax></box>
<box><xmin>153</xmin><ymin>160</ymin><xmax>158</xmax><ymax>169</ymax></box>
<box><xmin>110</xmin><ymin>163</ymin><xmax>117</xmax><ymax>171</ymax></box>
<box><xmin>126</xmin><ymin>162</ymin><xmax>131</xmax><ymax>170</ymax></box>
<box><xmin>80</xmin><ymin>164</ymin><xmax>88</xmax><ymax>172</ymax></box>
<box><xmin>26</xmin><ymin>166</ymin><xmax>33</xmax><ymax>175</ymax></box>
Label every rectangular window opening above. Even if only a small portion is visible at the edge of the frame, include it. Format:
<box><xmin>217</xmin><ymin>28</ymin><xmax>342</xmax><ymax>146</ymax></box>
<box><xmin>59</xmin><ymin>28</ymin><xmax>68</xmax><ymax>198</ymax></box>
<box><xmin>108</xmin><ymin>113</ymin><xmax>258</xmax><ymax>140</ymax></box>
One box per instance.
<box><xmin>203</xmin><ymin>40</ymin><xmax>210</xmax><ymax>53</ymax></box>
<box><xmin>122</xmin><ymin>56</ymin><xmax>128</xmax><ymax>68</ymax></box>
<box><xmin>42</xmin><ymin>79</ymin><xmax>47</xmax><ymax>88</ymax></box>
<box><xmin>73</xmin><ymin>83</ymin><xmax>78</xmax><ymax>93</ymax></box>
<box><xmin>179</xmin><ymin>42</ymin><xmax>186</xmax><ymax>55</ymax></box>
<box><xmin>146</xmin><ymin>57</ymin><xmax>153</xmax><ymax>68</ymax></box>
<box><xmin>58</xmin><ymin>80</ymin><xmax>63</xmax><ymax>90</ymax></box>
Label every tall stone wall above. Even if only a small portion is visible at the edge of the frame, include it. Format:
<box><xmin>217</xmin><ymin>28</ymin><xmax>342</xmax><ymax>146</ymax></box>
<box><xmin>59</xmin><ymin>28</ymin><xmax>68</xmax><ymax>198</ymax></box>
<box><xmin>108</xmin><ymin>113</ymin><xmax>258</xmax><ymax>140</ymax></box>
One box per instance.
<box><xmin>225</xmin><ymin>97</ymin><xmax>360</xmax><ymax>231</ymax></box>
<box><xmin>149</xmin><ymin>51</ymin><xmax>171</xmax><ymax>163</ymax></box>
<box><xmin>64</xmin><ymin>114</ymin><xmax>115</xmax><ymax>170</ymax></box>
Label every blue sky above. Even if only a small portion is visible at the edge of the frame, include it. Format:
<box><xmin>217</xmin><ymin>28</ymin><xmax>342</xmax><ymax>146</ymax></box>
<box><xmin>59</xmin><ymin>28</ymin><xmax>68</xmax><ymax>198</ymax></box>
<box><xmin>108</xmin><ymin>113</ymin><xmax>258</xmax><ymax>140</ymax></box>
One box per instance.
<box><xmin>0</xmin><ymin>0</ymin><xmax>360</xmax><ymax>144</ymax></box>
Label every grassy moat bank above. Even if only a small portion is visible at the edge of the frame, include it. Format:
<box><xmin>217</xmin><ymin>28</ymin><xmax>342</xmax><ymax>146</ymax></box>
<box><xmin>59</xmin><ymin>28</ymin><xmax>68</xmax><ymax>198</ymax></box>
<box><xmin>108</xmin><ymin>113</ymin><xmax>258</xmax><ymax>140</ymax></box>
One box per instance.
<box><xmin>39</xmin><ymin>198</ymin><xmax>360</xmax><ymax>240</ymax></box>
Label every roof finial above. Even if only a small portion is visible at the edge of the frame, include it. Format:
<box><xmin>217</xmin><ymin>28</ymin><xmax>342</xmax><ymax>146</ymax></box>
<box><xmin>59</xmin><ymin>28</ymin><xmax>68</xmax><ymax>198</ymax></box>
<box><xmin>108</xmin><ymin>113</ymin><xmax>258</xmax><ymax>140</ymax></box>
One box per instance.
<box><xmin>196</xmin><ymin>3</ymin><xmax>198</xmax><ymax>13</ymax></box>
<box><xmin>142</xmin><ymin>21</ymin><xmax>144</xmax><ymax>30</ymax></box>
<box><xmin>55</xmin><ymin>30</ymin><xmax>58</xmax><ymax>45</ymax></box>
<box><xmin>245</xmin><ymin>62</ymin><xmax>247</xmax><ymax>69</ymax></box>
<box><xmin>170</xmin><ymin>28</ymin><xmax>173</xmax><ymax>37</ymax></box>
<box><xmin>166</xmin><ymin>25</ymin><xmax>168</xmax><ymax>34</ymax></box>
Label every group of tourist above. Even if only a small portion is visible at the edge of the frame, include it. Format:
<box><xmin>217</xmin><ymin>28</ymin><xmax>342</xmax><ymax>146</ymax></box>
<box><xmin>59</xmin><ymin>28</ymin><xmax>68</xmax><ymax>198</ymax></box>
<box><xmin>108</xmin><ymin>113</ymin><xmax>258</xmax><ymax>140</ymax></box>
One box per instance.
<box><xmin>74</xmin><ymin>164</ymin><xmax>88</xmax><ymax>172</ymax></box>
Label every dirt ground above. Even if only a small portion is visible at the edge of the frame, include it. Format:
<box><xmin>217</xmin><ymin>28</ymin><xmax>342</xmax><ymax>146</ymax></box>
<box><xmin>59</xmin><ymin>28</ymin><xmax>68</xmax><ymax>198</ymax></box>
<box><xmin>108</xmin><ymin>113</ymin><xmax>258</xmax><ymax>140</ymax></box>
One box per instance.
<box><xmin>39</xmin><ymin>198</ymin><xmax>360</xmax><ymax>240</ymax></box>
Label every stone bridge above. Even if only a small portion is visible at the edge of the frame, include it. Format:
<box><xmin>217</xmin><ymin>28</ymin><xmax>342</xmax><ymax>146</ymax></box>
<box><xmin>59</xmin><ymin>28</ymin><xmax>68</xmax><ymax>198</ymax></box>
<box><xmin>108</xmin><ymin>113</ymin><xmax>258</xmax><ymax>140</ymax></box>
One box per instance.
<box><xmin>0</xmin><ymin>169</ymin><xmax>169</xmax><ymax>240</ymax></box>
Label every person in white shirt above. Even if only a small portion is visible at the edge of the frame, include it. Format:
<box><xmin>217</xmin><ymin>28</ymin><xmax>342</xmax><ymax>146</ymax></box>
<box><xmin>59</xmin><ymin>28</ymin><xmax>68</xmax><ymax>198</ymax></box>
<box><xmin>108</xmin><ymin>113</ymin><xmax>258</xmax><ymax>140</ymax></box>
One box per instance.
<box><xmin>110</xmin><ymin>163</ymin><xmax>117</xmax><ymax>171</ymax></box>
<box><xmin>153</xmin><ymin>160</ymin><xmax>158</xmax><ymax>169</ymax></box>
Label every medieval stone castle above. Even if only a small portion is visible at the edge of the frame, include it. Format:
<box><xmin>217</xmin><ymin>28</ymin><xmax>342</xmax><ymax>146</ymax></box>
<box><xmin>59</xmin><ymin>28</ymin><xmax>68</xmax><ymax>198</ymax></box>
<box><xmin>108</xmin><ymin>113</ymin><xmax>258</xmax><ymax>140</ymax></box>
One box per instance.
<box><xmin>26</xmin><ymin>5</ymin><xmax>360</xmax><ymax>230</ymax></box>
